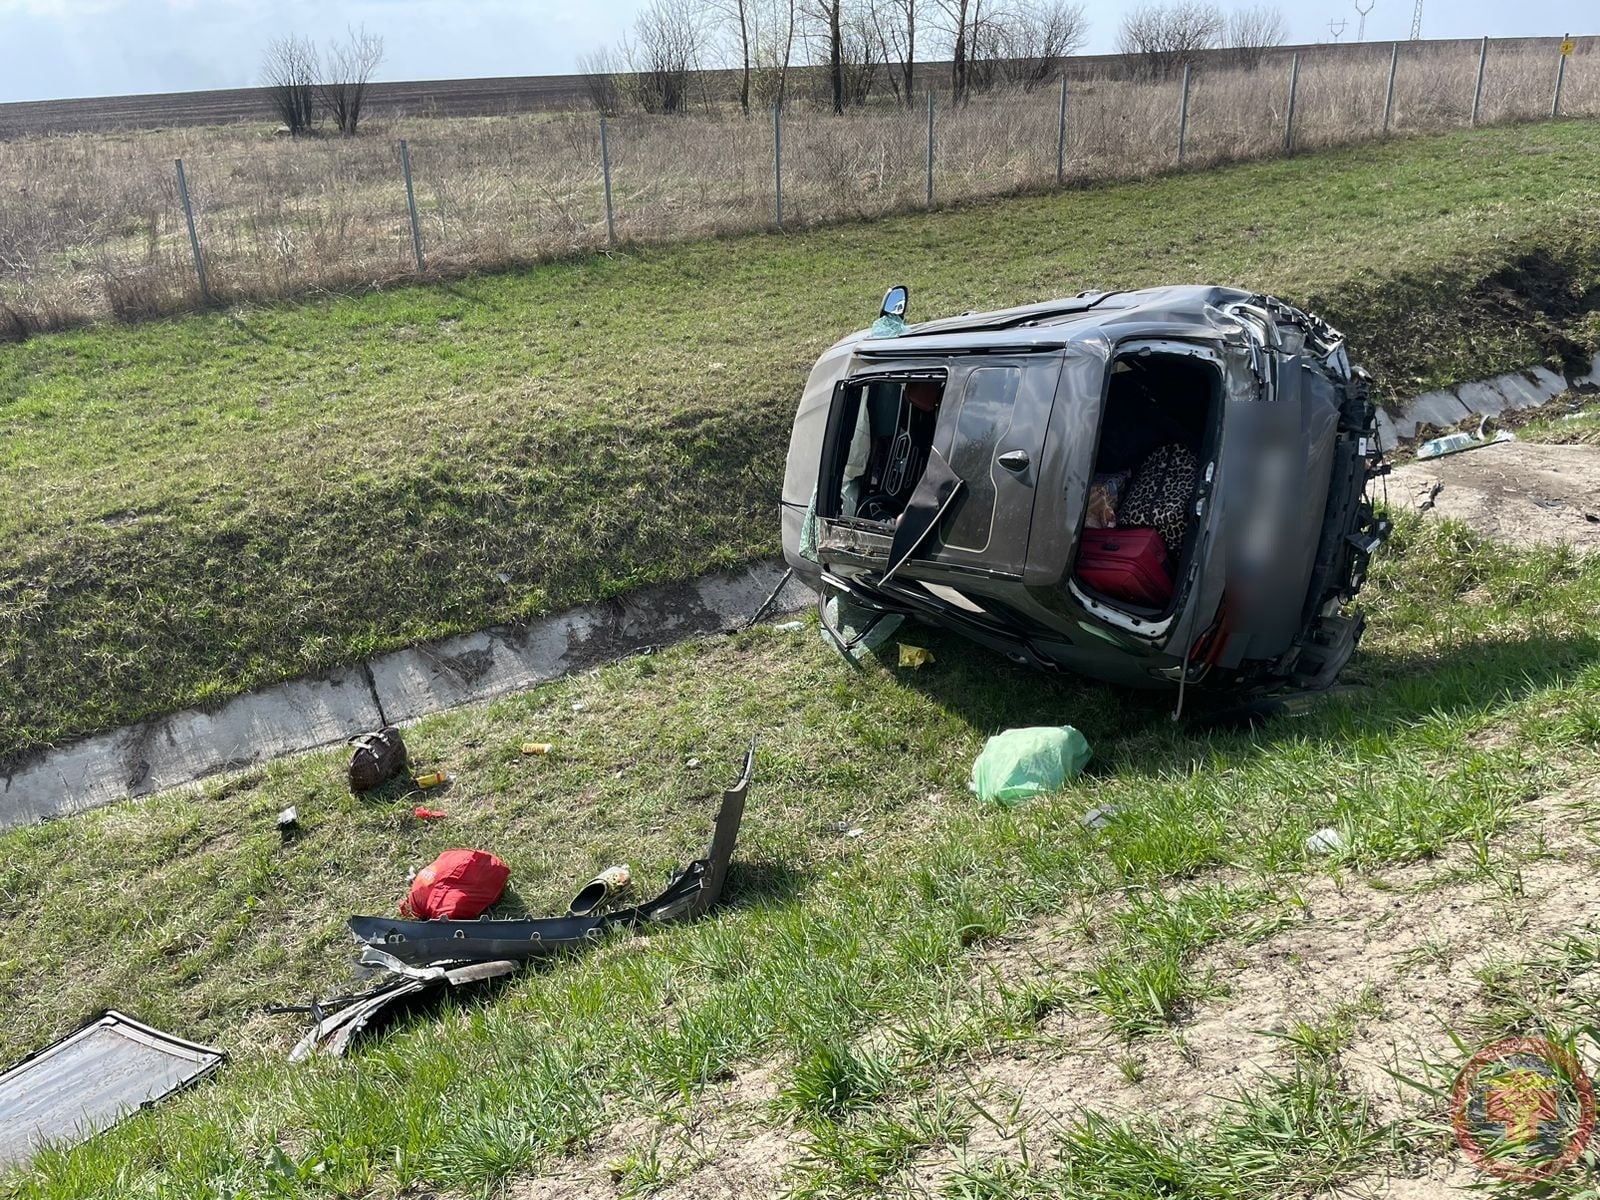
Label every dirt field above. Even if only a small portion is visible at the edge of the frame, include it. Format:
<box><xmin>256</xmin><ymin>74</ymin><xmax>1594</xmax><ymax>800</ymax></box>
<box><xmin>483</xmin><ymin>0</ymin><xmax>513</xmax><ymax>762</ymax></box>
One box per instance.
<box><xmin>1390</xmin><ymin>441</ymin><xmax>1600</xmax><ymax>555</ymax></box>
<box><xmin>499</xmin><ymin>779</ymin><xmax>1600</xmax><ymax>1198</ymax></box>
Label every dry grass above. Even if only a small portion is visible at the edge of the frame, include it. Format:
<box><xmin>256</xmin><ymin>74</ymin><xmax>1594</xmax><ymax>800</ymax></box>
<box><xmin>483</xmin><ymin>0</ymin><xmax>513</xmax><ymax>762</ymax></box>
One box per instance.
<box><xmin>0</xmin><ymin>40</ymin><xmax>1596</xmax><ymax>332</ymax></box>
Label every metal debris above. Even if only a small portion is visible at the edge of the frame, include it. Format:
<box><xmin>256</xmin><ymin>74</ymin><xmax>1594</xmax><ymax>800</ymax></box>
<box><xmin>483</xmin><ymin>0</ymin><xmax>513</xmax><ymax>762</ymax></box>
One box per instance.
<box><xmin>0</xmin><ymin>1013</ymin><xmax>224</xmax><ymax>1167</ymax></box>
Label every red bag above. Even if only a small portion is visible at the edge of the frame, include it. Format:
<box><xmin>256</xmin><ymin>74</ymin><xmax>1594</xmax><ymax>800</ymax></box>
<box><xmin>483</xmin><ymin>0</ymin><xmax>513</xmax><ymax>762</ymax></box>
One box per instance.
<box><xmin>401</xmin><ymin>849</ymin><xmax>509</xmax><ymax>920</ymax></box>
<box><xmin>1076</xmin><ymin>526</ymin><xmax>1174</xmax><ymax>608</ymax></box>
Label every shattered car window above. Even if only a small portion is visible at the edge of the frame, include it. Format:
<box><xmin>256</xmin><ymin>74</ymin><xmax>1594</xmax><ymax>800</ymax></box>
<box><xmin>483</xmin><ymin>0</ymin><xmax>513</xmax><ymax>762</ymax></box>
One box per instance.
<box><xmin>944</xmin><ymin>366</ymin><xmax>1020</xmax><ymax>552</ymax></box>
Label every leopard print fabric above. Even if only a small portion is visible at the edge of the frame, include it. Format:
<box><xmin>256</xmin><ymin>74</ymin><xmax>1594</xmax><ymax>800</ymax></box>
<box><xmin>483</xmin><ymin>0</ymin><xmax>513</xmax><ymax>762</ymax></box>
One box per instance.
<box><xmin>1118</xmin><ymin>443</ymin><xmax>1198</xmax><ymax>554</ymax></box>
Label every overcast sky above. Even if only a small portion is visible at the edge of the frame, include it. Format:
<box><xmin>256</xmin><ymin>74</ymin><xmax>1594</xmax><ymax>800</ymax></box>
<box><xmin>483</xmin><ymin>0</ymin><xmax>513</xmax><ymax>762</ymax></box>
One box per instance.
<box><xmin>0</xmin><ymin>0</ymin><xmax>1585</xmax><ymax>105</ymax></box>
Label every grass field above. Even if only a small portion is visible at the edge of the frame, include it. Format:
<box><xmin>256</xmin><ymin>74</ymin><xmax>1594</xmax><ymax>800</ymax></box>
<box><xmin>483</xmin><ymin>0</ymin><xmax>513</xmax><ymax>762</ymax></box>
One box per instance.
<box><xmin>2</xmin><ymin>514</ymin><xmax>1598</xmax><ymax>1197</ymax></box>
<box><xmin>3</xmin><ymin>121</ymin><xmax>1600</xmax><ymax>765</ymax></box>
<box><xmin>1519</xmin><ymin>394</ymin><xmax>1600</xmax><ymax>445</ymax></box>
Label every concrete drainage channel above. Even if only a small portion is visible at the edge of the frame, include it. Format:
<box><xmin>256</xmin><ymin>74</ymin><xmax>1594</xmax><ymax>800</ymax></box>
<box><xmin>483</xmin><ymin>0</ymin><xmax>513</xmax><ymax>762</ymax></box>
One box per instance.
<box><xmin>3</xmin><ymin>355</ymin><xmax>1597</xmax><ymax>832</ymax></box>
<box><xmin>0</xmin><ymin>563</ymin><xmax>812</xmax><ymax>830</ymax></box>
<box><xmin>1374</xmin><ymin>353</ymin><xmax>1599</xmax><ymax>444</ymax></box>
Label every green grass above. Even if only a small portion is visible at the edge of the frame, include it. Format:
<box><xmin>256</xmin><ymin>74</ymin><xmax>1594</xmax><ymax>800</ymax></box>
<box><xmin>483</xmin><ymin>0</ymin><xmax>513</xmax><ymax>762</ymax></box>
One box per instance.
<box><xmin>2</xmin><ymin>516</ymin><xmax>1600</xmax><ymax>1197</ymax></box>
<box><xmin>948</xmin><ymin>1066</ymin><xmax>1400</xmax><ymax>1200</ymax></box>
<box><xmin>1518</xmin><ymin>394</ymin><xmax>1600</xmax><ymax>445</ymax></box>
<box><xmin>3</xmin><ymin>122</ymin><xmax>1600</xmax><ymax>762</ymax></box>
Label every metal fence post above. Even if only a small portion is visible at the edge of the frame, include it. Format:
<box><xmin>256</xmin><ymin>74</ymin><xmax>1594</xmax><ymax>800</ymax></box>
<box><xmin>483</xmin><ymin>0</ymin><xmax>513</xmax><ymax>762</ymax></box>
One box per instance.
<box><xmin>1382</xmin><ymin>42</ymin><xmax>1399</xmax><ymax>134</ymax></box>
<box><xmin>925</xmin><ymin>89</ymin><xmax>935</xmax><ymax>208</ymax></box>
<box><xmin>1177</xmin><ymin>63</ymin><xmax>1193</xmax><ymax>165</ymax></box>
<box><xmin>1552</xmin><ymin>36</ymin><xmax>1569</xmax><ymax>118</ymax></box>
<box><xmin>399</xmin><ymin>139</ymin><xmax>424</xmax><ymax>273</ymax></box>
<box><xmin>1056</xmin><ymin>74</ymin><xmax>1068</xmax><ymax>185</ymax></box>
<box><xmin>1283</xmin><ymin>52</ymin><xmax>1301</xmax><ymax>153</ymax></box>
<box><xmin>1470</xmin><ymin>36</ymin><xmax>1488</xmax><ymax>126</ymax></box>
<box><xmin>773</xmin><ymin>103</ymin><xmax>783</xmax><ymax>228</ymax></box>
<box><xmin>599</xmin><ymin>117</ymin><xmax>616</xmax><ymax>245</ymax></box>
<box><xmin>173</xmin><ymin>158</ymin><xmax>208</xmax><ymax>301</ymax></box>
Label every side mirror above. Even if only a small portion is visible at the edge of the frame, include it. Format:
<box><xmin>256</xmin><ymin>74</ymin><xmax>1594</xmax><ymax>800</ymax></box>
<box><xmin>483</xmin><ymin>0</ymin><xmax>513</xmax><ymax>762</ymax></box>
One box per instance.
<box><xmin>880</xmin><ymin>285</ymin><xmax>909</xmax><ymax>320</ymax></box>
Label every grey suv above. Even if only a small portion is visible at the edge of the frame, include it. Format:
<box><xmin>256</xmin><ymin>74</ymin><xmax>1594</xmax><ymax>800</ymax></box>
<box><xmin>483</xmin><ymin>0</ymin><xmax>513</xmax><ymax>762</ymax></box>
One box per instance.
<box><xmin>781</xmin><ymin>285</ymin><xmax>1390</xmax><ymax>700</ymax></box>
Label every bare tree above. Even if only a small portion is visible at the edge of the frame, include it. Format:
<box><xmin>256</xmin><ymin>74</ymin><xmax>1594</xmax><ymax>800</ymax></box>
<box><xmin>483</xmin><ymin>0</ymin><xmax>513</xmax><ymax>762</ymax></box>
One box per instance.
<box><xmin>840</xmin><ymin>5</ymin><xmax>880</xmax><ymax>105</ymax></box>
<box><xmin>319</xmin><ymin>26</ymin><xmax>383</xmax><ymax>135</ymax></box>
<box><xmin>577</xmin><ymin>47</ymin><xmax>623</xmax><ymax>115</ymax></box>
<box><xmin>965</xmin><ymin>0</ymin><xmax>1008</xmax><ymax>93</ymax></box>
<box><xmin>798</xmin><ymin>0</ymin><xmax>847</xmax><ymax>113</ymax></box>
<box><xmin>931</xmin><ymin>0</ymin><xmax>972</xmax><ymax>104</ymax></box>
<box><xmin>261</xmin><ymin>35</ymin><xmax>318</xmax><ymax>135</ymax></box>
<box><xmin>707</xmin><ymin>0</ymin><xmax>755</xmax><ymax>112</ymax></box>
<box><xmin>620</xmin><ymin>0</ymin><xmax>707</xmax><ymax>114</ymax></box>
<box><xmin>749</xmin><ymin>0</ymin><xmax>799</xmax><ymax>107</ymax></box>
<box><xmin>873</xmin><ymin>0</ymin><xmax>918</xmax><ymax>106</ymax></box>
<box><xmin>1116</xmin><ymin>1</ymin><xmax>1224</xmax><ymax>79</ymax></box>
<box><xmin>971</xmin><ymin>1</ymin><xmax>1089</xmax><ymax>92</ymax></box>
<box><xmin>1226</xmin><ymin>4</ymin><xmax>1286</xmax><ymax>68</ymax></box>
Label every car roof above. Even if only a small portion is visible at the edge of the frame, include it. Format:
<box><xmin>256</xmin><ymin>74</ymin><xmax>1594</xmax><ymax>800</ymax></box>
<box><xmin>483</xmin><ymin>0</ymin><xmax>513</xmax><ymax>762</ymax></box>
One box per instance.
<box><xmin>858</xmin><ymin>284</ymin><xmax>1260</xmax><ymax>354</ymax></box>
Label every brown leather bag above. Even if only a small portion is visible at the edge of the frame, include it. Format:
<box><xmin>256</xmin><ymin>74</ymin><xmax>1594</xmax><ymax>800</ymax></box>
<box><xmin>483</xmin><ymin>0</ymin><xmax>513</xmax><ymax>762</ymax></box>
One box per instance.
<box><xmin>348</xmin><ymin>727</ymin><xmax>408</xmax><ymax>792</ymax></box>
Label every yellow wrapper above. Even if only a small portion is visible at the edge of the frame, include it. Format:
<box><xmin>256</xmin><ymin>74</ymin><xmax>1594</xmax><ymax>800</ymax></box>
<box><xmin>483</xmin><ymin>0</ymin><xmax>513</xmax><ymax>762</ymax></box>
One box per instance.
<box><xmin>898</xmin><ymin>643</ymin><xmax>935</xmax><ymax>669</ymax></box>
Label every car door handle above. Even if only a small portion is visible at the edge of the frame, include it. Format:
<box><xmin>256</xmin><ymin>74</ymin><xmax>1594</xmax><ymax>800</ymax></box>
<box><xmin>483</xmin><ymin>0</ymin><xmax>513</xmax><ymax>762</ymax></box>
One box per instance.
<box><xmin>997</xmin><ymin>450</ymin><xmax>1030</xmax><ymax>472</ymax></box>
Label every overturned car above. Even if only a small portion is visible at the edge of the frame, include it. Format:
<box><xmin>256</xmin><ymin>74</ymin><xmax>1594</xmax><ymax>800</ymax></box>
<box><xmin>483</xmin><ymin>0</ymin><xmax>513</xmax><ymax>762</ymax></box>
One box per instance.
<box><xmin>781</xmin><ymin>285</ymin><xmax>1390</xmax><ymax>700</ymax></box>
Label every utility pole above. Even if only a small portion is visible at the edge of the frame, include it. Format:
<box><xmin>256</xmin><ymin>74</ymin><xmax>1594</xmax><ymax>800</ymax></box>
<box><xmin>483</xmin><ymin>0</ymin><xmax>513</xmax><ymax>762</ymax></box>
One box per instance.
<box><xmin>1329</xmin><ymin>18</ymin><xmax>1347</xmax><ymax>41</ymax></box>
<box><xmin>1355</xmin><ymin>0</ymin><xmax>1374</xmax><ymax>42</ymax></box>
<box><xmin>1409</xmin><ymin>0</ymin><xmax>1423</xmax><ymax>40</ymax></box>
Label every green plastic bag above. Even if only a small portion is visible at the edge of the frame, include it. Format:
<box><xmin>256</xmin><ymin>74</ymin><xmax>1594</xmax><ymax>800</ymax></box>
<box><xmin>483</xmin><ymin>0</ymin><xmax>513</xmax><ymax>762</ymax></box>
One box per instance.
<box><xmin>968</xmin><ymin>726</ymin><xmax>1091</xmax><ymax>806</ymax></box>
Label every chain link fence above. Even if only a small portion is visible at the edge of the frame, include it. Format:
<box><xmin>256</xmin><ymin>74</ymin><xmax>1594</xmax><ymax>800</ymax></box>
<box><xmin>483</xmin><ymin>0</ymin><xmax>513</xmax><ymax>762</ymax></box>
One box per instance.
<box><xmin>0</xmin><ymin>36</ymin><xmax>1594</xmax><ymax>335</ymax></box>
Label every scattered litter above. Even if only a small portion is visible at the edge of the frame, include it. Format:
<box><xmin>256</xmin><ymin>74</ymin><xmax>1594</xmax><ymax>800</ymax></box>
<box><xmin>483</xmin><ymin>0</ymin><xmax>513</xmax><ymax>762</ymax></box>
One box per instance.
<box><xmin>285</xmin><ymin>961</ymin><xmax>518</xmax><ymax>1063</ymax></box>
<box><xmin>276</xmin><ymin>806</ymin><xmax>299</xmax><ymax>837</ymax></box>
<box><xmin>400</xmin><ymin>849</ymin><xmax>510</xmax><ymax>919</ymax></box>
<box><xmin>521</xmin><ymin>742</ymin><xmax>554</xmax><ymax>756</ymax></box>
<box><xmin>1416</xmin><ymin>428</ymin><xmax>1514</xmax><ymax>460</ymax></box>
<box><xmin>821</xmin><ymin>593</ymin><xmax>902</xmax><ymax>662</ymax></box>
<box><xmin>742</xmin><ymin>566</ymin><xmax>796</xmax><ymax>630</ymax></box>
<box><xmin>1414</xmin><ymin>480</ymin><xmax>1443</xmax><ymax>513</ymax></box>
<box><xmin>686</xmin><ymin>757</ymin><xmax>701</xmax><ymax>768</ymax></box>
<box><xmin>0</xmin><ymin>1012</ymin><xmax>225</xmax><ymax>1168</ymax></box>
<box><xmin>708</xmin><ymin>361</ymin><xmax>726</xmax><ymax>371</ymax></box>
<box><xmin>773</xmin><ymin>620</ymin><xmax>804</xmax><ymax>632</ymax></box>
<box><xmin>277</xmin><ymin>743</ymin><xmax>755</xmax><ymax>1060</ymax></box>
<box><xmin>1081</xmin><ymin>805</ymin><xmax>1117</xmax><ymax>831</ymax></box>
<box><xmin>412</xmin><ymin>806</ymin><xmax>447</xmax><ymax>820</ymax></box>
<box><xmin>1305</xmin><ymin>827</ymin><xmax>1346</xmax><ymax>855</ymax></box>
<box><xmin>348</xmin><ymin>727</ymin><xmax>408</xmax><ymax>792</ymax></box>
<box><xmin>568</xmin><ymin>864</ymin><xmax>633</xmax><ymax>916</ymax></box>
<box><xmin>969</xmin><ymin>726</ymin><xmax>1092</xmax><ymax>806</ymax></box>
<box><xmin>572</xmin><ymin>701</ymin><xmax>586</xmax><ymax>713</ymax></box>
<box><xmin>898</xmin><ymin>643</ymin><xmax>935</xmax><ymax>669</ymax></box>
<box><xmin>496</xmin><ymin>572</ymin><xmax>510</xmax><ymax>584</ymax></box>
<box><xmin>844</xmin><ymin>827</ymin><xmax>865</xmax><ymax>839</ymax></box>
<box><xmin>412</xmin><ymin>770</ymin><xmax>452</xmax><ymax>789</ymax></box>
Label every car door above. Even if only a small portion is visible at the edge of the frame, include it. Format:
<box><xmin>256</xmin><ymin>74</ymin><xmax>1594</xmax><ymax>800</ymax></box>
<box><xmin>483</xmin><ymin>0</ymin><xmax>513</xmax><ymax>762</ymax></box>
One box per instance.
<box><xmin>891</xmin><ymin>354</ymin><xmax>1063</xmax><ymax>580</ymax></box>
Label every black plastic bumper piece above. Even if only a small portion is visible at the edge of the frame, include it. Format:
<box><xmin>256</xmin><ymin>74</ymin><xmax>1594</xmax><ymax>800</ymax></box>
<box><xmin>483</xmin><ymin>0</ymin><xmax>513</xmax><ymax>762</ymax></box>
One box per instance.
<box><xmin>347</xmin><ymin>739</ymin><xmax>754</xmax><ymax>968</ymax></box>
